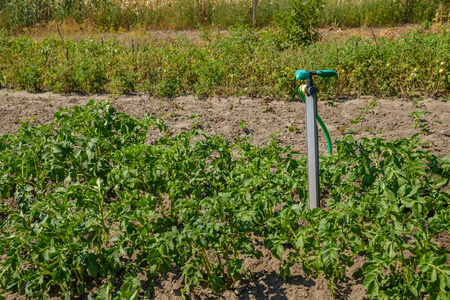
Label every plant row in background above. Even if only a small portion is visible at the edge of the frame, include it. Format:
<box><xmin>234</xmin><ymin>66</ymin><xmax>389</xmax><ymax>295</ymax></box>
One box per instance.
<box><xmin>0</xmin><ymin>27</ymin><xmax>449</xmax><ymax>99</ymax></box>
<box><xmin>1</xmin><ymin>101</ymin><xmax>450</xmax><ymax>299</ymax></box>
<box><xmin>0</xmin><ymin>0</ymin><xmax>448</xmax><ymax>32</ymax></box>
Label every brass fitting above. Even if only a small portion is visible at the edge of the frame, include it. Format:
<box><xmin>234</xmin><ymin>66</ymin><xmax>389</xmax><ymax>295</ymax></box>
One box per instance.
<box><xmin>300</xmin><ymin>84</ymin><xmax>307</xmax><ymax>94</ymax></box>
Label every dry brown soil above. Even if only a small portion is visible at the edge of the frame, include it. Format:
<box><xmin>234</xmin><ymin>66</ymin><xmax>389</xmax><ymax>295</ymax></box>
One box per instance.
<box><xmin>1</xmin><ymin>90</ymin><xmax>449</xmax><ymax>157</ymax></box>
<box><xmin>1</xmin><ymin>89</ymin><xmax>450</xmax><ymax>300</ymax></box>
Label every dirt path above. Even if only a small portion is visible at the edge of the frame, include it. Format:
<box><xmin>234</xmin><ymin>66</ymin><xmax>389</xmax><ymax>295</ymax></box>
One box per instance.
<box><xmin>1</xmin><ymin>90</ymin><xmax>449</xmax><ymax>157</ymax></box>
<box><xmin>26</xmin><ymin>22</ymin><xmax>420</xmax><ymax>47</ymax></box>
<box><xmin>1</xmin><ymin>90</ymin><xmax>449</xmax><ymax>300</ymax></box>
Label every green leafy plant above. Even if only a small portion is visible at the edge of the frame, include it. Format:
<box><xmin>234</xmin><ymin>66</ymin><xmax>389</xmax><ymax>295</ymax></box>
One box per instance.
<box><xmin>1</xmin><ymin>102</ymin><xmax>450</xmax><ymax>299</ymax></box>
<box><xmin>186</xmin><ymin>114</ymin><xmax>202</xmax><ymax>120</ymax></box>
<box><xmin>275</xmin><ymin>0</ymin><xmax>324</xmax><ymax>48</ymax></box>
<box><xmin>347</xmin><ymin>100</ymin><xmax>377</xmax><ymax>134</ymax></box>
<box><xmin>408</xmin><ymin>110</ymin><xmax>431</xmax><ymax>134</ymax></box>
<box><xmin>262</xmin><ymin>106</ymin><xmax>274</xmax><ymax>113</ymax></box>
<box><xmin>0</xmin><ymin>30</ymin><xmax>450</xmax><ymax>98</ymax></box>
<box><xmin>287</xmin><ymin>122</ymin><xmax>297</xmax><ymax>132</ymax></box>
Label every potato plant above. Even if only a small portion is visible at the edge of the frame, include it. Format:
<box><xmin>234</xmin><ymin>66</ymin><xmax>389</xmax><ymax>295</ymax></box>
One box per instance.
<box><xmin>0</xmin><ymin>28</ymin><xmax>449</xmax><ymax>99</ymax></box>
<box><xmin>1</xmin><ymin>101</ymin><xmax>450</xmax><ymax>299</ymax></box>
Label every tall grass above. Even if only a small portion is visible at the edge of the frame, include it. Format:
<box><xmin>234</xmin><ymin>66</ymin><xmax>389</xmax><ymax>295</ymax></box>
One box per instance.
<box><xmin>320</xmin><ymin>0</ymin><xmax>450</xmax><ymax>27</ymax></box>
<box><xmin>0</xmin><ymin>0</ymin><xmax>448</xmax><ymax>32</ymax></box>
<box><xmin>0</xmin><ymin>0</ymin><xmax>292</xmax><ymax>32</ymax></box>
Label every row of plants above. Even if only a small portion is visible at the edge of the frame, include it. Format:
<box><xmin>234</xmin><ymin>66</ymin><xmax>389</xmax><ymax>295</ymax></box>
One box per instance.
<box><xmin>0</xmin><ymin>26</ymin><xmax>449</xmax><ymax>99</ymax></box>
<box><xmin>1</xmin><ymin>101</ymin><xmax>450</xmax><ymax>299</ymax></box>
<box><xmin>0</xmin><ymin>0</ymin><xmax>448</xmax><ymax>32</ymax></box>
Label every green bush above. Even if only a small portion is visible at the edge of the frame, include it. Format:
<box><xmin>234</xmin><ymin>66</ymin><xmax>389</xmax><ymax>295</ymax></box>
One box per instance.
<box><xmin>275</xmin><ymin>0</ymin><xmax>324</xmax><ymax>48</ymax></box>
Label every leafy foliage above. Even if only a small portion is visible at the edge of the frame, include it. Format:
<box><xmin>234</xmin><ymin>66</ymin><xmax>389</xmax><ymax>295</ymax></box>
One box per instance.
<box><xmin>274</xmin><ymin>0</ymin><xmax>324</xmax><ymax>48</ymax></box>
<box><xmin>1</xmin><ymin>102</ymin><xmax>450</xmax><ymax>299</ymax></box>
<box><xmin>1</xmin><ymin>28</ymin><xmax>449</xmax><ymax>98</ymax></box>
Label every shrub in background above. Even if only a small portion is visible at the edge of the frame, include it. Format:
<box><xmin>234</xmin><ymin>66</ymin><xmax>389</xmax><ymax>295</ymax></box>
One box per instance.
<box><xmin>275</xmin><ymin>0</ymin><xmax>324</xmax><ymax>48</ymax></box>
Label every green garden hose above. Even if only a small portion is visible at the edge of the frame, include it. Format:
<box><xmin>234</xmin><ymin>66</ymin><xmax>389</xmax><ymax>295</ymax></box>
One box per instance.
<box><xmin>298</xmin><ymin>87</ymin><xmax>333</xmax><ymax>155</ymax></box>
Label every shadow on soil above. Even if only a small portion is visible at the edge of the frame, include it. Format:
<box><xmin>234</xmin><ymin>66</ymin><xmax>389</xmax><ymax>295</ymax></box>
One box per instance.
<box><xmin>151</xmin><ymin>270</ymin><xmax>316</xmax><ymax>300</ymax></box>
<box><xmin>231</xmin><ymin>271</ymin><xmax>315</xmax><ymax>300</ymax></box>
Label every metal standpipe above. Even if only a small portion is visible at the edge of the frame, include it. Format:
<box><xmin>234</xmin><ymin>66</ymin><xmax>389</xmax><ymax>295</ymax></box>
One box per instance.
<box><xmin>296</xmin><ymin>69</ymin><xmax>337</xmax><ymax>209</ymax></box>
<box><xmin>305</xmin><ymin>79</ymin><xmax>320</xmax><ymax>209</ymax></box>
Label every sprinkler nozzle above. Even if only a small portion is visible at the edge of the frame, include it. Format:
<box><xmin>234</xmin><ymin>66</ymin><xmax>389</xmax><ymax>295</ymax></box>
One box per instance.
<box><xmin>307</xmin><ymin>86</ymin><xmax>318</xmax><ymax>96</ymax></box>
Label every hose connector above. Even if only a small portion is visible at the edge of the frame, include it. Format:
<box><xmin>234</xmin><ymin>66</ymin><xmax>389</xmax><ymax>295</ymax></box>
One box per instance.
<box><xmin>300</xmin><ymin>84</ymin><xmax>307</xmax><ymax>94</ymax></box>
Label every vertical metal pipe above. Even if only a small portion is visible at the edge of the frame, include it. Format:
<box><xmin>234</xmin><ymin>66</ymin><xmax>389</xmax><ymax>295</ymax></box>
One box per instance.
<box><xmin>305</xmin><ymin>92</ymin><xmax>320</xmax><ymax>209</ymax></box>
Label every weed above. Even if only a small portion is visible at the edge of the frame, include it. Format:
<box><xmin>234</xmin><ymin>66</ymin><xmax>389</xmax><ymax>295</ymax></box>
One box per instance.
<box><xmin>171</xmin><ymin>103</ymin><xmax>184</xmax><ymax>110</ymax></box>
<box><xmin>187</xmin><ymin>114</ymin><xmax>202</xmax><ymax>120</ymax></box>
<box><xmin>288</xmin><ymin>122</ymin><xmax>298</xmax><ymax>132</ymax></box>
<box><xmin>262</xmin><ymin>106</ymin><xmax>274</xmax><ymax>113</ymax></box>
<box><xmin>408</xmin><ymin>110</ymin><xmax>432</xmax><ymax>135</ymax></box>
<box><xmin>350</xmin><ymin>115</ymin><xmax>365</xmax><ymax>125</ymax></box>
<box><xmin>191</xmin><ymin>120</ymin><xmax>201</xmax><ymax>130</ymax></box>
<box><xmin>364</xmin><ymin>127</ymin><xmax>374</xmax><ymax>133</ymax></box>
<box><xmin>346</xmin><ymin>100</ymin><xmax>377</xmax><ymax>134</ymax></box>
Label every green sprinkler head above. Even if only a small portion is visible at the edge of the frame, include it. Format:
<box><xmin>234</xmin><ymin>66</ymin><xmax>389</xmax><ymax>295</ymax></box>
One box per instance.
<box><xmin>295</xmin><ymin>69</ymin><xmax>337</xmax><ymax>96</ymax></box>
<box><xmin>295</xmin><ymin>69</ymin><xmax>337</xmax><ymax>81</ymax></box>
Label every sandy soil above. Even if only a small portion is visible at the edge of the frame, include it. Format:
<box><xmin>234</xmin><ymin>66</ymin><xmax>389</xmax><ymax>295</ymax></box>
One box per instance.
<box><xmin>1</xmin><ymin>89</ymin><xmax>449</xmax><ymax>300</ymax></box>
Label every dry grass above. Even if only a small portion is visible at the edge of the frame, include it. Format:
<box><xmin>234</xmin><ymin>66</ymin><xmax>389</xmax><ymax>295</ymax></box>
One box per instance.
<box><xmin>1</xmin><ymin>0</ymin><xmax>447</xmax><ymax>33</ymax></box>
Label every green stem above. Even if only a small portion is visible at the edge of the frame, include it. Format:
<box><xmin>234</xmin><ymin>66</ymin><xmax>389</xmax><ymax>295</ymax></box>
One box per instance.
<box><xmin>158</xmin><ymin>193</ymin><xmax>165</xmax><ymax>218</ymax></box>
<box><xmin>216</xmin><ymin>253</ymin><xmax>225</xmax><ymax>276</ymax></box>
<box><xmin>222</xmin><ymin>233</ymin><xmax>232</xmax><ymax>282</ymax></box>
<box><xmin>288</xmin><ymin>224</ymin><xmax>298</xmax><ymax>240</ymax></box>
<box><xmin>98</xmin><ymin>191</ymin><xmax>109</xmax><ymax>250</ymax></box>
<box><xmin>201</xmin><ymin>249</ymin><xmax>212</xmax><ymax>278</ymax></box>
